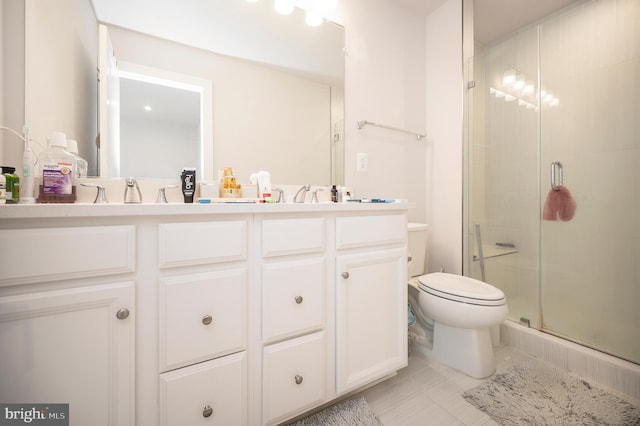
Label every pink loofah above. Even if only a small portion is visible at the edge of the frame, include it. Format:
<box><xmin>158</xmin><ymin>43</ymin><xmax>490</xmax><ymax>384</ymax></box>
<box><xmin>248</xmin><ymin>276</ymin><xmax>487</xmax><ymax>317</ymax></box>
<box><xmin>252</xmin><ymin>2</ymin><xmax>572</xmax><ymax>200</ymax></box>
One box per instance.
<box><xmin>543</xmin><ymin>185</ymin><xmax>576</xmax><ymax>221</ymax></box>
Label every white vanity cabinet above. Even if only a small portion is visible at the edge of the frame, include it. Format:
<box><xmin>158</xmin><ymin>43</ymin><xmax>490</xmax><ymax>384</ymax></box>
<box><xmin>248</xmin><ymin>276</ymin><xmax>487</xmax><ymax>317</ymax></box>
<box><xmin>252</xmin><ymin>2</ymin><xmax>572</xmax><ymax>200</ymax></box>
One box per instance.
<box><xmin>0</xmin><ymin>202</ymin><xmax>412</xmax><ymax>426</ymax></box>
<box><xmin>258</xmin><ymin>216</ymin><xmax>328</xmax><ymax>425</ymax></box>
<box><xmin>335</xmin><ymin>214</ymin><xmax>408</xmax><ymax>395</ymax></box>
<box><xmin>0</xmin><ymin>225</ymin><xmax>136</xmax><ymax>426</ymax></box>
<box><xmin>156</xmin><ymin>220</ymin><xmax>249</xmax><ymax>426</ymax></box>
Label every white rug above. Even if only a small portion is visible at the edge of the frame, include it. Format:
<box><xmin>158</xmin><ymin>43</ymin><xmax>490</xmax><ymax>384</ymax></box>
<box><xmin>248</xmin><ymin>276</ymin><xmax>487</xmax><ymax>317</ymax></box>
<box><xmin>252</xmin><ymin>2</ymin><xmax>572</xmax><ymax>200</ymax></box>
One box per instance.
<box><xmin>463</xmin><ymin>357</ymin><xmax>640</xmax><ymax>425</ymax></box>
<box><xmin>289</xmin><ymin>397</ymin><xmax>383</xmax><ymax>426</ymax></box>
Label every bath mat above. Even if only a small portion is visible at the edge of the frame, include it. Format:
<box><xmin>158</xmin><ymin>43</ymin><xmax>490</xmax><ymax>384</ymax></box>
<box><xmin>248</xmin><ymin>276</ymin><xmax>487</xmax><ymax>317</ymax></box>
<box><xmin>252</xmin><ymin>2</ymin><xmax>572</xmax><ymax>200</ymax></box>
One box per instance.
<box><xmin>463</xmin><ymin>357</ymin><xmax>640</xmax><ymax>425</ymax></box>
<box><xmin>289</xmin><ymin>396</ymin><xmax>383</xmax><ymax>426</ymax></box>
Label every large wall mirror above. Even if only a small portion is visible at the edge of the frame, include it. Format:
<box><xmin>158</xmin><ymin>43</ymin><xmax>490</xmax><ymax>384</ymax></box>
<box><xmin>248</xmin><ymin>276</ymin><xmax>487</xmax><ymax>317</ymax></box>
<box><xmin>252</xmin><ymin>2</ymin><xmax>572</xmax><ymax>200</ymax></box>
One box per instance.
<box><xmin>23</xmin><ymin>0</ymin><xmax>345</xmax><ymax>185</ymax></box>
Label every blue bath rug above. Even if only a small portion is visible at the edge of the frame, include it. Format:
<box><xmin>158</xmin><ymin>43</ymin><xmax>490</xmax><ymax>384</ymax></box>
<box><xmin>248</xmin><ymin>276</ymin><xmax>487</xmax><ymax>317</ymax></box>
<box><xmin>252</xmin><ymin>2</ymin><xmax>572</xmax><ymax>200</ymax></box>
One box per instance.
<box><xmin>463</xmin><ymin>357</ymin><xmax>640</xmax><ymax>425</ymax></box>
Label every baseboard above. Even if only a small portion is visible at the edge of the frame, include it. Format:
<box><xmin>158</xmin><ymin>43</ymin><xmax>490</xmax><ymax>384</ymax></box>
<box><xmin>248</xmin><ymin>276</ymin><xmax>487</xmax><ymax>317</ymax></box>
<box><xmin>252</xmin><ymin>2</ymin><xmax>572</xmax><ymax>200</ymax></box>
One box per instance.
<box><xmin>501</xmin><ymin>321</ymin><xmax>640</xmax><ymax>402</ymax></box>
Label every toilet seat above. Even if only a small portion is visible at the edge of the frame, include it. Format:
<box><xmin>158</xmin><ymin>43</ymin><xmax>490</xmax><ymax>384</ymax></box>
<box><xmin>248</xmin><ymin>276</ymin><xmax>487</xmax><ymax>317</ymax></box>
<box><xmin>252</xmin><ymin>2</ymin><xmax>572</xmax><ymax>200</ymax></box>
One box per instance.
<box><xmin>417</xmin><ymin>273</ymin><xmax>506</xmax><ymax>306</ymax></box>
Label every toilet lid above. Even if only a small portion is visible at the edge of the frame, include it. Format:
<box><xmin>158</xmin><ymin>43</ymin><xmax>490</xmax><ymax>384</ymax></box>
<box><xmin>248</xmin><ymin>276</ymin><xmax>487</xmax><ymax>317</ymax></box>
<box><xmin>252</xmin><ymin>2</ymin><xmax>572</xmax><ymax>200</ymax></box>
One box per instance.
<box><xmin>417</xmin><ymin>272</ymin><xmax>506</xmax><ymax>306</ymax></box>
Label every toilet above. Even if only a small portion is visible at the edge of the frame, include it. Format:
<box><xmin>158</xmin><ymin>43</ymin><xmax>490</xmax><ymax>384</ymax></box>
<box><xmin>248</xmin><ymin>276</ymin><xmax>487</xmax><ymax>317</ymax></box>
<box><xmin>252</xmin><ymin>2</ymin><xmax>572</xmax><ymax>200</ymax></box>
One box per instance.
<box><xmin>407</xmin><ymin>223</ymin><xmax>508</xmax><ymax>378</ymax></box>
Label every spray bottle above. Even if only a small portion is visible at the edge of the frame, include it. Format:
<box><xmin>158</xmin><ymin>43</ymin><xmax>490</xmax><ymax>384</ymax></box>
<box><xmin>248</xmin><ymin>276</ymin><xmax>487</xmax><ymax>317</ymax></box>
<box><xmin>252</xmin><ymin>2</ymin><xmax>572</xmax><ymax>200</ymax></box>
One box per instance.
<box><xmin>20</xmin><ymin>125</ymin><xmax>36</xmax><ymax>203</ymax></box>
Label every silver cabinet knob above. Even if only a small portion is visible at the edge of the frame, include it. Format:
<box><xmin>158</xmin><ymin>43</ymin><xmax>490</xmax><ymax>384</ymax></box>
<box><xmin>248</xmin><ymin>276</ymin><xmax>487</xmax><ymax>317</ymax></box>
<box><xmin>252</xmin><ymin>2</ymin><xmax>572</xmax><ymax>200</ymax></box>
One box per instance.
<box><xmin>294</xmin><ymin>295</ymin><xmax>303</xmax><ymax>304</ymax></box>
<box><xmin>202</xmin><ymin>405</ymin><xmax>213</xmax><ymax>418</ymax></box>
<box><xmin>408</xmin><ymin>256</ymin><xmax>413</xmax><ymax>262</ymax></box>
<box><xmin>341</xmin><ymin>272</ymin><xmax>349</xmax><ymax>279</ymax></box>
<box><xmin>202</xmin><ymin>315</ymin><xmax>213</xmax><ymax>326</ymax></box>
<box><xmin>116</xmin><ymin>308</ymin><xmax>129</xmax><ymax>320</ymax></box>
<box><xmin>294</xmin><ymin>375</ymin><xmax>303</xmax><ymax>385</ymax></box>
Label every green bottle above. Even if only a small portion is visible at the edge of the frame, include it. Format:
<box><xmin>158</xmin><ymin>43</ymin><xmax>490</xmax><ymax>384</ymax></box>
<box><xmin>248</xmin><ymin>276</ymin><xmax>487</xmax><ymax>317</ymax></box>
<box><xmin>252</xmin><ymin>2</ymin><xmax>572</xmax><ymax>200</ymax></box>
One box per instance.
<box><xmin>2</xmin><ymin>166</ymin><xmax>20</xmax><ymax>204</ymax></box>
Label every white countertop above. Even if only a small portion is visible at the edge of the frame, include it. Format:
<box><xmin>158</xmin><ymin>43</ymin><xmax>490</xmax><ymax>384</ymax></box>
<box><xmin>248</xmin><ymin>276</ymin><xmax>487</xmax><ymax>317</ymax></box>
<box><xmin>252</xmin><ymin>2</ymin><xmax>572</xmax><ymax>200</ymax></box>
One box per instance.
<box><xmin>0</xmin><ymin>201</ymin><xmax>415</xmax><ymax>219</ymax></box>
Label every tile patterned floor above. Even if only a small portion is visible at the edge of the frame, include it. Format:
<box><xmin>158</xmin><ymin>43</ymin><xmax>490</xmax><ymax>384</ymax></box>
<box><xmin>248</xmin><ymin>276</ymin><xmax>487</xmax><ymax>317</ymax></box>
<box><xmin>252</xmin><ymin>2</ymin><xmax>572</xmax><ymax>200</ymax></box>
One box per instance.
<box><xmin>352</xmin><ymin>345</ymin><xmax>535</xmax><ymax>425</ymax></box>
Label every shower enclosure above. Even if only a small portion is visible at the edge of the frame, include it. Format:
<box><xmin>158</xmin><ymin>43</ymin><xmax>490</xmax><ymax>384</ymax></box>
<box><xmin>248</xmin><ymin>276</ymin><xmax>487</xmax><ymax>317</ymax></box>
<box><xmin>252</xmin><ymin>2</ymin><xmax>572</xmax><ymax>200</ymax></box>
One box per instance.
<box><xmin>464</xmin><ymin>0</ymin><xmax>640</xmax><ymax>364</ymax></box>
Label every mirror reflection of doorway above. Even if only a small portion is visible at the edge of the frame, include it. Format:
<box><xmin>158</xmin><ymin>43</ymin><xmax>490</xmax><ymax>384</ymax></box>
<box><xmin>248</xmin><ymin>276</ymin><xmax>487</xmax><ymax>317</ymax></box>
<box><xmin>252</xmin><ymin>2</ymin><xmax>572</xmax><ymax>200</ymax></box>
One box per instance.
<box><xmin>119</xmin><ymin>75</ymin><xmax>202</xmax><ymax>179</ymax></box>
<box><xmin>98</xmin><ymin>24</ymin><xmax>213</xmax><ymax>180</ymax></box>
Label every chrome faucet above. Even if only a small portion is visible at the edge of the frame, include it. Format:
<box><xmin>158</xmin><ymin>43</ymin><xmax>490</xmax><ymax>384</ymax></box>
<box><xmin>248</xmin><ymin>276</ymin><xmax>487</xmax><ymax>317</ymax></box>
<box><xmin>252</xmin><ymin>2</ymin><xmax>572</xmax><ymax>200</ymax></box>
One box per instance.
<box><xmin>156</xmin><ymin>185</ymin><xmax>178</xmax><ymax>204</ymax></box>
<box><xmin>293</xmin><ymin>184</ymin><xmax>311</xmax><ymax>203</ymax></box>
<box><xmin>311</xmin><ymin>188</ymin><xmax>324</xmax><ymax>203</ymax></box>
<box><xmin>272</xmin><ymin>187</ymin><xmax>286</xmax><ymax>203</ymax></box>
<box><xmin>124</xmin><ymin>177</ymin><xmax>142</xmax><ymax>204</ymax></box>
<box><xmin>81</xmin><ymin>183</ymin><xmax>108</xmax><ymax>204</ymax></box>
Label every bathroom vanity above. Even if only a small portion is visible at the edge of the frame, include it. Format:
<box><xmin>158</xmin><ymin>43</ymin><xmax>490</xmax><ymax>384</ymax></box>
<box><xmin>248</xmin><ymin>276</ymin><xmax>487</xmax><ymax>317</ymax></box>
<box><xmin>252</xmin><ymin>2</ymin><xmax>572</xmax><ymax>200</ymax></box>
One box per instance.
<box><xmin>0</xmin><ymin>202</ymin><xmax>411</xmax><ymax>426</ymax></box>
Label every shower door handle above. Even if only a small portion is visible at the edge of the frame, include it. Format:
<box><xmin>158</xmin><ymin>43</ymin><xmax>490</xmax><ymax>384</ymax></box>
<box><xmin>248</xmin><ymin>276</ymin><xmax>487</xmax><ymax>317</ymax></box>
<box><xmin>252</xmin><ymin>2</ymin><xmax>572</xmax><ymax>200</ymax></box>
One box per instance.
<box><xmin>550</xmin><ymin>161</ymin><xmax>563</xmax><ymax>191</ymax></box>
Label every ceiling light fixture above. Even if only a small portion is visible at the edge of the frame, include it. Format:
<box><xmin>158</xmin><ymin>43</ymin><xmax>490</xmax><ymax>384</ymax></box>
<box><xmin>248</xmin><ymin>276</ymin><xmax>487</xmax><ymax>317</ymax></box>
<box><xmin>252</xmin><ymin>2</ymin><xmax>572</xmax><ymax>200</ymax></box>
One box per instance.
<box><xmin>513</xmin><ymin>75</ymin><xmax>525</xmax><ymax>91</ymax></box>
<box><xmin>502</xmin><ymin>69</ymin><xmax>516</xmax><ymax>87</ymax></box>
<box><xmin>305</xmin><ymin>11</ymin><xmax>323</xmax><ymax>26</ymax></box>
<box><xmin>521</xmin><ymin>81</ymin><xmax>534</xmax><ymax>96</ymax></box>
<box><xmin>274</xmin><ymin>0</ymin><xmax>294</xmax><ymax>15</ymax></box>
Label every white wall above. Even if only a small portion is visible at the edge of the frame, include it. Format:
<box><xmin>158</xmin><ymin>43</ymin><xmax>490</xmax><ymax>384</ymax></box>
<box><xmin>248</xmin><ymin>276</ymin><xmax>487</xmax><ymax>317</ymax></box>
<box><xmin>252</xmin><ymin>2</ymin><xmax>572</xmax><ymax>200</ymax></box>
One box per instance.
<box><xmin>24</xmin><ymin>0</ymin><xmax>97</xmax><ymax>174</ymax></box>
<box><xmin>342</xmin><ymin>0</ymin><xmax>428</xmax><ymax>218</ymax></box>
<box><xmin>425</xmin><ymin>0</ymin><xmax>463</xmax><ymax>273</ymax></box>
<box><xmin>339</xmin><ymin>0</ymin><xmax>462</xmax><ymax>272</ymax></box>
<box><xmin>1</xmin><ymin>0</ymin><xmax>25</xmax><ymax>166</ymax></box>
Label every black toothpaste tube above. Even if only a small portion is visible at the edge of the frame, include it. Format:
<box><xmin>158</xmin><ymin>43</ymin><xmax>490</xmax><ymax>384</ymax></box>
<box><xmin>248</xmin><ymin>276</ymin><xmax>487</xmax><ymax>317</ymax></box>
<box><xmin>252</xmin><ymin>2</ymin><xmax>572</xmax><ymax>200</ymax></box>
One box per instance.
<box><xmin>181</xmin><ymin>167</ymin><xmax>196</xmax><ymax>203</ymax></box>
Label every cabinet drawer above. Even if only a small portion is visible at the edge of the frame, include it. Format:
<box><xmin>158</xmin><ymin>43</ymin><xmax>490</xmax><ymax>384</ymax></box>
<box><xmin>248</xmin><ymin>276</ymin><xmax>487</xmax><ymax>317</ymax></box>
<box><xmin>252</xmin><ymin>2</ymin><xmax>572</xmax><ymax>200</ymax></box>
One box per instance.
<box><xmin>336</xmin><ymin>215</ymin><xmax>406</xmax><ymax>249</ymax></box>
<box><xmin>0</xmin><ymin>226</ymin><xmax>135</xmax><ymax>286</ymax></box>
<box><xmin>159</xmin><ymin>269</ymin><xmax>247</xmax><ymax>372</ymax></box>
<box><xmin>262</xmin><ymin>258</ymin><xmax>325</xmax><ymax>344</ymax></box>
<box><xmin>263</xmin><ymin>331</ymin><xmax>326</xmax><ymax>425</ymax></box>
<box><xmin>159</xmin><ymin>221</ymin><xmax>246</xmax><ymax>268</ymax></box>
<box><xmin>262</xmin><ymin>218</ymin><xmax>325</xmax><ymax>257</ymax></box>
<box><xmin>159</xmin><ymin>351</ymin><xmax>247</xmax><ymax>426</ymax></box>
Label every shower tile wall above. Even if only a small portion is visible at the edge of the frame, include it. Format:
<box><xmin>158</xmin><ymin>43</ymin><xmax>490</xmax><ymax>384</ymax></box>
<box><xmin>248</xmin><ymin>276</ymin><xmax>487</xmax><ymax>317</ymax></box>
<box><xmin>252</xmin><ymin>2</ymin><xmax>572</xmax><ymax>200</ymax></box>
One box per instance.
<box><xmin>539</xmin><ymin>0</ymin><xmax>640</xmax><ymax>364</ymax></box>
<box><xmin>473</xmin><ymin>0</ymin><xmax>640</xmax><ymax>363</ymax></box>
<box><xmin>472</xmin><ymin>25</ymin><xmax>541</xmax><ymax>327</ymax></box>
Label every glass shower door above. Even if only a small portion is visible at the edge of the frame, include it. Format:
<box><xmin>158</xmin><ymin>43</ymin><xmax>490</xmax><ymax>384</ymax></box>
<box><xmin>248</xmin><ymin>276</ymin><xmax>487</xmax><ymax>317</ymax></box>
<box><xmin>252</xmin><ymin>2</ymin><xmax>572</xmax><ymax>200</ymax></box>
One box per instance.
<box><xmin>538</xmin><ymin>0</ymin><xmax>640</xmax><ymax>364</ymax></box>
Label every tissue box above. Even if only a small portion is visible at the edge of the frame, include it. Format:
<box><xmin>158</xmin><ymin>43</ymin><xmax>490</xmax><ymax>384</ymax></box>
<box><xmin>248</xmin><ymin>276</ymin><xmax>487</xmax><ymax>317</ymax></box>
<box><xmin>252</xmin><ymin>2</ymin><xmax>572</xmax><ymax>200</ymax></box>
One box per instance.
<box><xmin>199</xmin><ymin>182</ymin><xmax>220</xmax><ymax>198</ymax></box>
<box><xmin>242</xmin><ymin>184</ymin><xmax>258</xmax><ymax>198</ymax></box>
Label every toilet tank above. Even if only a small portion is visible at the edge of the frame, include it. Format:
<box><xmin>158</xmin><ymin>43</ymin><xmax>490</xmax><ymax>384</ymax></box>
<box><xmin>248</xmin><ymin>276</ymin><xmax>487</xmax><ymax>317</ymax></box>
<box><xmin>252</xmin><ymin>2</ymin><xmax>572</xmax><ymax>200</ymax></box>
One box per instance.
<box><xmin>408</xmin><ymin>223</ymin><xmax>428</xmax><ymax>277</ymax></box>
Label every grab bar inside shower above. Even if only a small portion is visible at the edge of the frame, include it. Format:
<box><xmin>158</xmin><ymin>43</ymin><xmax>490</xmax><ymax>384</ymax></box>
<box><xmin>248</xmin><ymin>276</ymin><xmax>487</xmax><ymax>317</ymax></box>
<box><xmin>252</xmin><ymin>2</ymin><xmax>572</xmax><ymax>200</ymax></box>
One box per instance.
<box><xmin>551</xmin><ymin>161</ymin><xmax>563</xmax><ymax>191</ymax></box>
<box><xmin>474</xmin><ymin>224</ymin><xmax>486</xmax><ymax>282</ymax></box>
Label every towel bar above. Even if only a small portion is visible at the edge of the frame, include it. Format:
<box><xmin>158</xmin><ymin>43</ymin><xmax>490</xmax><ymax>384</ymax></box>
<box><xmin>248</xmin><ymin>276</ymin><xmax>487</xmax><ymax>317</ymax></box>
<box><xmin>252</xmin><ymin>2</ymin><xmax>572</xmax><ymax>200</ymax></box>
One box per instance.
<box><xmin>357</xmin><ymin>120</ymin><xmax>426</xmax><ymax>140</ymax></box>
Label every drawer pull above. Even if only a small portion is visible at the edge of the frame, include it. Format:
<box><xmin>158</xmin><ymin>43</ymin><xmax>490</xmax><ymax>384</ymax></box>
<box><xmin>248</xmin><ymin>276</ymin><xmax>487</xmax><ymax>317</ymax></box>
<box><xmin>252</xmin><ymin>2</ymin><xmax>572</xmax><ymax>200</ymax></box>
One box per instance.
<box><xmin>408</xmin><ymin>256</ymin><xmax>413</xmax><ymax>262</ymax></box>
<box><xmin>341</xmin><ymin>272</ymin><xmax>349</xmax><ymax>279</ymax></box>
<box><xmin>116</xmin><ymin>308</ymin><xmax>130</xmax><ymax>320</ymax></box>
<box><xmin>294</xmin><ymin>295</ymin><xmax>304</xmax><ymax>304</ymax></box>
<box><xmin>202</xmin><ymin>315</ymin><xmax>213</xmax><ymax>326</ymax></box>
<box><xmin>294</xmin><ymin>374</ymin><xmax>303</xmax><ymax>385</ymax></box>
<box><xmin>202</xmin><ymin>405</ymin><xmax>213</xmax><ymax>418</ymax></box>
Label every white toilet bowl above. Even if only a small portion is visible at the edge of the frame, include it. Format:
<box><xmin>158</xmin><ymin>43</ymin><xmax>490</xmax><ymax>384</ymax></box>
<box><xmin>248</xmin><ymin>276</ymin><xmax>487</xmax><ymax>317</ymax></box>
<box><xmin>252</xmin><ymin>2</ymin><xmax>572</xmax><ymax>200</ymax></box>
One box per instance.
<box><xmin>415</xmin><ymin>272</ymin><xmax>508</xmax><ymax>378</ymax></box>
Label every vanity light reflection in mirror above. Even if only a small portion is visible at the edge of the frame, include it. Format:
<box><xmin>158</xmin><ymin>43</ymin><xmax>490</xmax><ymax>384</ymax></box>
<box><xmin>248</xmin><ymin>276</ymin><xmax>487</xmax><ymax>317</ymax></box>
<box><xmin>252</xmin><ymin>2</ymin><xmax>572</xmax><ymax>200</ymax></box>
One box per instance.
<box><xmin>107</xmin><ymin>63</ymin><xmax>210</xmax><ymax>180</ymax></box>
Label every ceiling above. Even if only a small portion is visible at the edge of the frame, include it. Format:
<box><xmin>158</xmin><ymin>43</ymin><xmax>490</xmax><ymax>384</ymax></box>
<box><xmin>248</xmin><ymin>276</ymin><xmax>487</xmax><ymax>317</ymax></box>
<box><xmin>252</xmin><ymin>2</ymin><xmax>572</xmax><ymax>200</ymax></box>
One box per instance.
<box><xmin>396</xmin><ymin>0</ymin><xmax>578</xmax><ymax>44</ymax></box>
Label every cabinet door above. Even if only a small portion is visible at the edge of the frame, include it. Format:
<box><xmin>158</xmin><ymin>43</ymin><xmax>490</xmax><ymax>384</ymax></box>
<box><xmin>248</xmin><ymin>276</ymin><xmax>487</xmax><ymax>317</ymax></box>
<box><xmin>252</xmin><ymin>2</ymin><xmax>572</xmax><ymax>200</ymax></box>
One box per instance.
<box><xmin>335</xmin><ymin>248</ymin><xmax>407</xmax><ymax>395</ymax></box>
<box><xmin>0</xmin><ymin>282</ymin><xmax>134</xmax><ymax>426</ymax></box>
<box><xmin>159</xmin><ymin>352</ymin><xmax>247</xmax><ymax>426</ymax></box>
